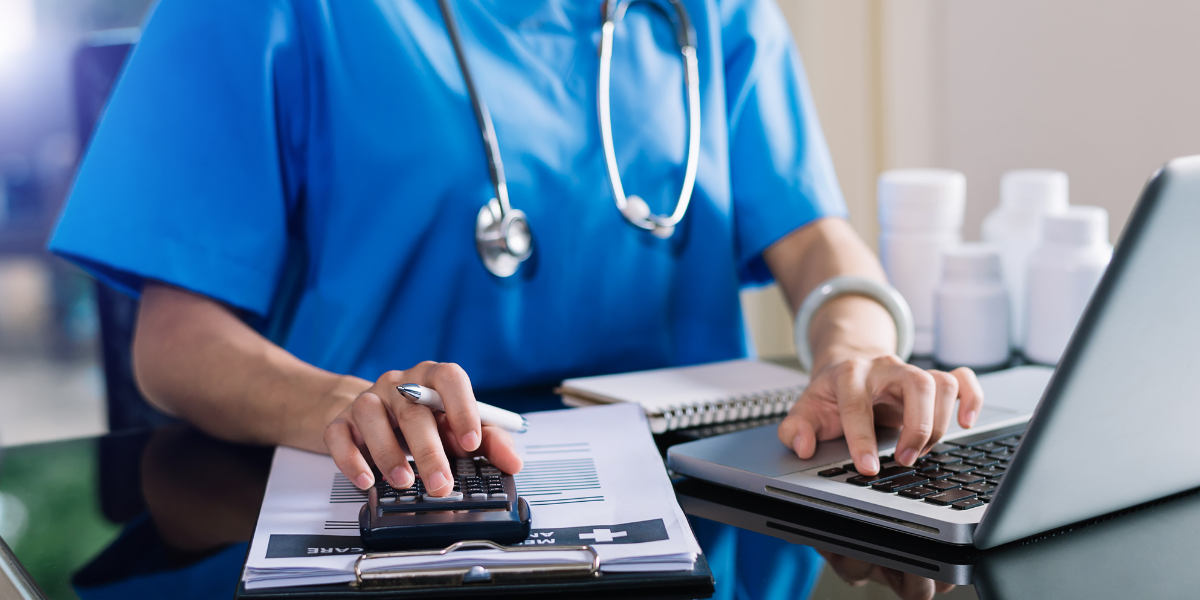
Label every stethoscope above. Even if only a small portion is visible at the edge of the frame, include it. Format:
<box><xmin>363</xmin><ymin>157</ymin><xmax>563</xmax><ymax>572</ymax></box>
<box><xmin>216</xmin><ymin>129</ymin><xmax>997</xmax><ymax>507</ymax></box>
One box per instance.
<box><xmin>436</xmin><ymin>0</ymin><xmax>701</xmax><ymax>278</ymax></box>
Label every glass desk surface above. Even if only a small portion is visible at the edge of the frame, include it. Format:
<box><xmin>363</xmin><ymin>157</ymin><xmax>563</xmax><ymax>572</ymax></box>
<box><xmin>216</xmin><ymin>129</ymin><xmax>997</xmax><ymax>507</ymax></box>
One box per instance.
<box><xmin>2</xmin><ymin>410</ymin><xmax>1199</xmax><ymax>600</ymax></box>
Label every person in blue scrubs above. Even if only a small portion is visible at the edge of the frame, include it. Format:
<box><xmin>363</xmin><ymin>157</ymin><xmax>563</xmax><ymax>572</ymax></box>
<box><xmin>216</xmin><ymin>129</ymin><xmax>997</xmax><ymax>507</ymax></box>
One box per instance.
<box><xmin>51</xmin><ymin>1</ymin><xmax>983</xmax><ymax>592</ymax></box>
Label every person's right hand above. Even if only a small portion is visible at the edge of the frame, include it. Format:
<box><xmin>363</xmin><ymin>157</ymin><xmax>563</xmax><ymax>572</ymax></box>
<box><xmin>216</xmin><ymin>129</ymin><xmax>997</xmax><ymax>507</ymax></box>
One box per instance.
<box><xmin>820</xmin><ymin>551</ymin><xmax>956</xmax><ymax>600</ymax></box>
<box><xmin>323</xmin><ymin>361</ymin><xmax>523</xmax><ymax>495</ymax></box>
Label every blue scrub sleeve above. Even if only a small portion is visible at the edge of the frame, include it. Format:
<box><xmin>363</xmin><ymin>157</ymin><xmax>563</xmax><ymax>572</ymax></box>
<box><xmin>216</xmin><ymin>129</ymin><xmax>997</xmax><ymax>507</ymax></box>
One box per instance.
<box><xmin>720</xmin><ymin>0</ymin><xmax>849</xmax><ymax>286</ymax></box>
<box><xmin>49</xmin><ymin>0</ymin><xmax>308</xmax><ymax>316</ymax></box>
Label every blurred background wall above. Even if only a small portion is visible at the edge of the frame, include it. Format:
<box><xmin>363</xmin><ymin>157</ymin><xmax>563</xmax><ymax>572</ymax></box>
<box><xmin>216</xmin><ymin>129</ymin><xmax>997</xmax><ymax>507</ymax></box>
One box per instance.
<box><xmin>743</xmin><ymin>0</ymin><xmax>1200</xmax><ymax>358</ymax></box>
<box><xmin>0</xmin><ymin>0</ymin><xmax>1198</xmax><ymax>444</ymax></box>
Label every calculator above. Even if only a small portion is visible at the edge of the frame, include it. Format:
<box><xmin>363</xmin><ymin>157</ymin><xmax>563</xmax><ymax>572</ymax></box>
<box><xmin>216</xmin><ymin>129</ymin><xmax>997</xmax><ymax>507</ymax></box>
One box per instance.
<box><xmin>358</xmin><ymin>456</ymin><xmax>531</xmax><ymax>551</ymax></box>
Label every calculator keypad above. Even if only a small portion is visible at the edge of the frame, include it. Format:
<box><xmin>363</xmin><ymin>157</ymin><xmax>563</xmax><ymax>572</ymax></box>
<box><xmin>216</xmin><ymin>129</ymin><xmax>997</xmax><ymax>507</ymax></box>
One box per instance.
<box><xmin>373</xmin><ymin>456</ymin><xmax>514</xmax><ymax>512</ymax></box>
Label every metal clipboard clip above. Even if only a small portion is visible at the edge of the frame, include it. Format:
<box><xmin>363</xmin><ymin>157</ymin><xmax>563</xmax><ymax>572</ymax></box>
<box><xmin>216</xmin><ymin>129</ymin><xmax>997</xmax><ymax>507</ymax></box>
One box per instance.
<box><xmin>353</xmin><ymin>540</ymin><xmax>600</xmax><ymax>590</ymax></box>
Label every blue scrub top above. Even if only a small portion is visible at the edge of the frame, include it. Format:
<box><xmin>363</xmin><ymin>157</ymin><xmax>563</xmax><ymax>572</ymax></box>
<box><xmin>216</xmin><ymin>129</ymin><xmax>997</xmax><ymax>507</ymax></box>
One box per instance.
<box><xmin>50</xmin><ymin>0</ymin><xmax>846</xmax><ymax>391</ymax></box>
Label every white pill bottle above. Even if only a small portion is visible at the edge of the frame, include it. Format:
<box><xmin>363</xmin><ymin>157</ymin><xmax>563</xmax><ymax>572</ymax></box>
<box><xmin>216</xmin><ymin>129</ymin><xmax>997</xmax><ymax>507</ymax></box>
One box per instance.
<box><xmin>1023</xmin><ymin>206</ymin><xmax>1113</xmax><ymax>365</ymax></box>
<box><xmin>934</xmin><ymin>245</ymin><xmax>1011</xmax><ymax>369</ymax></box>
<box><xmin>981</xmin><ymin>170</ymin><xmax>1069</xmax><ymax>351</ymax></box>
<box><xmin>877</xmin><ymin>169</ymin><xmax>966</xmax><ymax>356</ymax></box>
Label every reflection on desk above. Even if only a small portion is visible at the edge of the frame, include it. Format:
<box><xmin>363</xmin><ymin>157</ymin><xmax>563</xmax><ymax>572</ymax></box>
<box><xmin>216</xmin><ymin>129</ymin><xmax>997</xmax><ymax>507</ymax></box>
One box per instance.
<box><xmin>5</xmin><ymin>412</ymin><xmax>1200</xmax><ymax>600</ymax></box>
<box><xmin>0</xmin><ymin>427</ymin><xmax>271</xmax><ymax>600</ymax></box>
<box><xmin>678</xmin><ymin>477</ymin><xmax>1200</xmax><ymax>599</ymax></box>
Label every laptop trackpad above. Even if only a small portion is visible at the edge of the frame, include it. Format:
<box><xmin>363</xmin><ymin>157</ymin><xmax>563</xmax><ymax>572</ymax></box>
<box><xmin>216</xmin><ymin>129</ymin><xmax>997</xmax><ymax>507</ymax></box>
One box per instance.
<box><xmin>672</xmin><ymin>423</ymin><xmax>903</xmax><ymax>478</ymax></box>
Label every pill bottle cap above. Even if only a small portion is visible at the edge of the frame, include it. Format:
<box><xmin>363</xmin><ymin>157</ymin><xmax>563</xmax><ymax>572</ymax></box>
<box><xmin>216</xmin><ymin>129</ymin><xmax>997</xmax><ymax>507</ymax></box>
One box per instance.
<box><xmin>878</xmin><ymin>169</ymin><xmax>966</xmax><ymax>233</ymax></box>
<box><xmin>1001</xmin><ymin>169</ymin><xmax>1069</xmax><ymax>213</ymax></box>
<box><xmin>1042</xmin><ymin>205</ymin><xmax>1109</xmax><ymax>246</ymax></box>
<box><xmin>941</xmin><ymin>244</ymin><xmax>1003</xmax><ymax>283</ymax></box>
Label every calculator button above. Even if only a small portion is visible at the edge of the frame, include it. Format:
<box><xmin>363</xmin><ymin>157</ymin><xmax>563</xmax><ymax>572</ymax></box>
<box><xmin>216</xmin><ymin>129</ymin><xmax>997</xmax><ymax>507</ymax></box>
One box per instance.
<box><xmin>470</xmin><ymin>492</ymin><xmax>489</xmax><ymax>500</ymax></box>
<box><xmin>396</xmin><ymin>495</ymin><xmax>417</xmax><ymax>503</ymax></box>
<box><xmin>379</xmin><ymin>496</ymin><xmax>396</xmax><ymax>504</ymax></box>
<box><xmin>423</xmin><ymin>491</ymin><xmax>464</xmax><ymax>502</ymax></box>
<box><xmin>490</xmin><ymin>493</ymin><xmax>508</xmax><ymax>500</ymax></box>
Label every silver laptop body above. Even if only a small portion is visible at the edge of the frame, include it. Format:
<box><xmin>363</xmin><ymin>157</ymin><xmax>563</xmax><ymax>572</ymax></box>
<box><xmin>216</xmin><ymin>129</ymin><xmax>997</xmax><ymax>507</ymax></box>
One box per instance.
<box><xmin>668</xmin><ymin>155</ymin><xmax>1200</xmax><ymax>548</ymax></box>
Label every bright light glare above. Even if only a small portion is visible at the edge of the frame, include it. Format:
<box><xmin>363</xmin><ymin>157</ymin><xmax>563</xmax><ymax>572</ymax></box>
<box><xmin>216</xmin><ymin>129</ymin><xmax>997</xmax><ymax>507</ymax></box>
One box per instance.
<box><xmin>0</xmin><ymin>0</ymin><xmax>36</xmax><ymax>64</ymax></box>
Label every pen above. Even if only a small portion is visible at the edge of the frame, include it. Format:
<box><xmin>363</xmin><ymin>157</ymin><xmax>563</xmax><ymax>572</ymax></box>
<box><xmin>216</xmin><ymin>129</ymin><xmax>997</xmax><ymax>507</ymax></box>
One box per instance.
<box><xmin>397</xmin><ymin>384</ymin><xmax>529</xmax><ymax>433</ymax></box>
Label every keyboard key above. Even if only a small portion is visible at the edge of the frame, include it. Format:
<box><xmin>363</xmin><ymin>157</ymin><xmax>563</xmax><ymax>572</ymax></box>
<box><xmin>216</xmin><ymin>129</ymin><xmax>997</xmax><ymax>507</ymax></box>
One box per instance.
<box><xmin>996</xmin><ymin>436</ymin><xmax>1022</xmax><ymax>448</ymax></box>
<box><xmin>928</xmin><ymin>455</ymin><xmax>963</xmax><ymax>466</ymax></box>
<box><xmin>923</xmin><ymin>469</ymin><xmax>955</xmax><ymax>480</ymax></box>
<box><xmin>880</xmin><ymin>455</ymin><xmax>895</xmax><ymax>465</ymax></box>
<box><xmin>845</xmin><ymin>465</ymin><xmax>916</xmax><ymax>486</ymax></box>
<box><xmin>899</xmin><ymin>486</ymin><xmax>939</xmax><ymax>499</ymax></box>
<box><xmin>940</xmin><ymin>463</ymin><xmax>976</xmax><ymax>474</ymax></box>
<box><xmin>842</xmin><ymin>463</ymin><xmax>859</xmax><ymax>474</ymax></box>
<box><xmin>926</xmin><ymin>480</ymin><xmax>962</xmax><ymax>492</ymax></box>
<box><xmin>974</xmin><ymin>466</ymin><xmax>1007</xmax><ymax>478</ymax></box>
<box><xmin>913</xmin><ymin>459</ymin><xmax>940</xmax><ymax>472</ymax></box>
<box><xmin>988</xmin><ymin>473</ymin><xmax>1005</xmax><ymax>483</ymax></box>
<box><xmin>986</xmin><ymin>453</ymin><xmax>1012</xmax><ymax>462</ymax></box>
<box><xmin>965</xmin><ymin>457</ymin><xmax>1000</xmax><ymax>468</ymax></box>
<box><xmin>871</xmin><ymin>474</ymin><xmax>930</xmax><ymax>493</ymax></box>
<box><xmin>964</xmin><ymin>482</ymin><xmax>997</xmax><ymax>494</ymax></box>
<box><xmin>949</xmin><ymin>473</ymin><xmax>985</xmax><ymax>485</ymax></box>
<box><xmin>818</xmin><ymin>467</ymin><xmax>846</xmax><ymax>478</ymax></box>
<box><xmin>952</xmin><ymin>498</ymin><xmax>986</xmax><ymax>510</ymax></box>
<box><xmin>981</xmin><ymin>495</ymin><xmax>993</xmax><ymax>503</ymax></box>
<box><xmin>929</xmin><ymin>443</ymin><xmax>960</xmax><ymax>455</ymax></box>
<box><xmin>973</xmin><ymin>442</ymin><xmax>1007</xmax><ymax>453</ymax></box>
<box><xmin>949</xmin><ymin>449</ymin><xmax>985</xmax><ymax>459</ymax></box>
<box><xmin>423</xmin><ymin>491</ymin><xmax>465</xmax><ymax>502</ymax></box>
<box><xmin>925</xmin><ymin>489</ymin><xmax>977</xmax><ymax>506</ymax></box>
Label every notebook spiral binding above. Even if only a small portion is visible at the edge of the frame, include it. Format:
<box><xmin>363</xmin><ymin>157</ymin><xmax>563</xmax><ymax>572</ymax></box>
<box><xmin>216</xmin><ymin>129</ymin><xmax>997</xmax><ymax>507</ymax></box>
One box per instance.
<box><xmin>662</xmin><ymin>386</ymin><xmax>804</xmax><ymax>431</ymax></box>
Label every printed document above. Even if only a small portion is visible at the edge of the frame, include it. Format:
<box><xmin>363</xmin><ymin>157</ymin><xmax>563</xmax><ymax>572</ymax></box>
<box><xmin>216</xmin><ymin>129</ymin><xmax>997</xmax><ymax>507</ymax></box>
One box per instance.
<box><xmin>241</xmin><ymin>403</ymin><xmax>701</xmax><ymax>589</ymax></box>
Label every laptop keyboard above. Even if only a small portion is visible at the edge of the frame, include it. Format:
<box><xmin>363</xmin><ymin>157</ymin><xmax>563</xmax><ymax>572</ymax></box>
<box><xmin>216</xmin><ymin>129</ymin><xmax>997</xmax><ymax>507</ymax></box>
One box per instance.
<box><xmin>816</xmin><ymin>423</ymin><xmax>1026</xmax><ymax>511</ymax></box>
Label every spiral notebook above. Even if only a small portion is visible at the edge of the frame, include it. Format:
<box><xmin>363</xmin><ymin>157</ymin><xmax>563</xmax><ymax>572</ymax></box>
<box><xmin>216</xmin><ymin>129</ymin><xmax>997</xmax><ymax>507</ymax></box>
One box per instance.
<box><xmin>558</xmin><ymin>359</ymin><xmax>810</xmax><ymax>434</ymax></box>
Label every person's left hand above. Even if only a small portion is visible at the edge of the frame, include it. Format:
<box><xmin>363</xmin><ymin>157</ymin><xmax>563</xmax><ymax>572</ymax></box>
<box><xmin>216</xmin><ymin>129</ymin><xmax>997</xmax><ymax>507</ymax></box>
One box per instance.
<box><xmin>778</xmin><ymin>354</ymin><xmax>983</xmax><ymax>475</ymax></box>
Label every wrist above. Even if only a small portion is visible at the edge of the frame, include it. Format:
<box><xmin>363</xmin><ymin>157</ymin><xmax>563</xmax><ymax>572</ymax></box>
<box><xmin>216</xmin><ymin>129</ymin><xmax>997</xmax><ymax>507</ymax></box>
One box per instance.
<box><xmin>286</xmin><ymin>374</ymin><xmax>372</xmax><ymax>452</ymax></box>
<box><xmin>808</xmin><ymin>295</ymin><xmax>897</xmax><ymax>374</ymax></box>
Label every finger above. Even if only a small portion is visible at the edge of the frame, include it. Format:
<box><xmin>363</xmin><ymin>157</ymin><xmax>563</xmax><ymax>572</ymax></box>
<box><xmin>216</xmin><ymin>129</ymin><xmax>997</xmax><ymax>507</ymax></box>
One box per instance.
<box><xmin>421</xmin><ymin>362</ymin><xmax>483</xmax><ymax>452</ymax></box>
<box><xmin>435</xmin><ymin>412</ymin><xmax>470</xmax><ymax>458</ymax></box>
<box><xmin>951</xmin><ymin>367</ymin><xmax>985</xmax><ymax>428</ymax></box>
<box><xmin>935</xmin><ymin>581</ymin><xmax>956</xmax><ymax>594</ymax></box>
<box><xmin>817</xmin><ymin>551</ymin><xmax>873</xmax><ymax>585</ymax></box>
<box><xmin>874</xmin><ymin>362</ymin><xmax>936</xmax><ymax>467</ymax></box>
<box><xmin>325</xmin><ymin>418</ymin><xmax>375</xmax><ymax>490</ymax></box>
<box><xmin>478</xmin><ymin>425</ymin><xmax>523</xmax><ymax>474</ymax></box>
<box><xmin>390</xmin><ymin>393</ymin><xmax>455</xmax><ymax>496</ymax></box>
<box><xmin>834</xmin><ymin>359</ymin><xmax>880</xmax><ymax>475</ymax></box>
<box><xmin>352</xmin><ymin>392</ymin><xmax>414</xmax><ymax>488</ymax></box>
<box><xmin>777</xmin><ymin>402</ymin><xmax>821</xmax><ymax>459</ymax></box>
<box><xmin>924</xmin><ymin>370</ymin><xmax>959</xmax><ymax>455</ymax></box>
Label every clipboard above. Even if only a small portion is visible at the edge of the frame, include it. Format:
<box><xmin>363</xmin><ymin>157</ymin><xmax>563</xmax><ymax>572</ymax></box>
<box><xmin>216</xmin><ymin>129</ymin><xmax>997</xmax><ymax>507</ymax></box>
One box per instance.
<box><xmin>236</xmin><ymin>540</ymin><xmax>714</xmax><ymax>599</ymax></box>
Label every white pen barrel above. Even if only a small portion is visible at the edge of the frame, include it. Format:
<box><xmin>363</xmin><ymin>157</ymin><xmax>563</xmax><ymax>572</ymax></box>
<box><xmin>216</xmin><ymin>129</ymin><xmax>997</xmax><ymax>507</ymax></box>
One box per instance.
<box><xmin>477</xmin><ymin>402</ymin><xmax>527</xmax><ymax>432</ymax></box>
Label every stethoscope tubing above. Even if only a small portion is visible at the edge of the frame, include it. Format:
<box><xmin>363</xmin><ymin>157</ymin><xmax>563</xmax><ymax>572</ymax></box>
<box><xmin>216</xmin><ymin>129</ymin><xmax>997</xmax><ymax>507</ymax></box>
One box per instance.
<box><xmin>598</xmin><ymin>0</ymin><xmax>701</xmax><ymax>230</ymax></box>
<box><xmin>438</xmin><ymin>0</ymin><xmax>701</xmax><ymax>276</ymax></box>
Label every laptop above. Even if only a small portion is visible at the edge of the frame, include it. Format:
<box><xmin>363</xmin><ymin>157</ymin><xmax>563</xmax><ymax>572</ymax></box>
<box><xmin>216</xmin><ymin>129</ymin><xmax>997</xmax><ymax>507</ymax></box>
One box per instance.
<box><xmin>668</xmin><ymin>155</ymin><xmax>1200</xmax><ymax>549</ymax></box>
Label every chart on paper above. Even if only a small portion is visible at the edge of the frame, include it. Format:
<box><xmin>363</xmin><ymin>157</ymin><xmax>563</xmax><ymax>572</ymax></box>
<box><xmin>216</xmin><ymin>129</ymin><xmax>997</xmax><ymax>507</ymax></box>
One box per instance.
<box><xmin>515</xmin><ymin>442</ymin><xmax>605</xmax><ymax>507</ymax></box>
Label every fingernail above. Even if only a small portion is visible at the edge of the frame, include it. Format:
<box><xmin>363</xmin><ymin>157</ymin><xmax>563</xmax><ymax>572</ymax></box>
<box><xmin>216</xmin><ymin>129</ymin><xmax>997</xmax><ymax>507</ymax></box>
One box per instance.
<box><xmin>860</xmin><ymin>453</ymin><xmax>879</xmax><ymax>474</ymax></box>
<box><xmin>965</xmin><ymin>411</ymin><xmax>978</xmax><ymax>427</ymax></box>
<box><xmin>462</xmin><ymin>430</ymin><xmax>480</xmax><ymax>451</ymax></box>
<box><xmin>354</xmin><ymin>472</ymin><xmax>373</xmax><ymax>490</ymax></box>
<box><xmin>389</xmin><ymin>467</ymin><xmax>412</xmax><ymax>488</ymax></box>
<box><xmin>426</xmin><ymin>470</ymin><xmax>451</xmax><ymax>493</ymax></box>
<box><xmin>898</xmin><ymin>448</ymin><xmax>917</xmax><ymax>465</ymax></box>
<box><xmin>791</xmin><ymin>434</ymin><xmax>805</xmax><ymax>456</ymax></box>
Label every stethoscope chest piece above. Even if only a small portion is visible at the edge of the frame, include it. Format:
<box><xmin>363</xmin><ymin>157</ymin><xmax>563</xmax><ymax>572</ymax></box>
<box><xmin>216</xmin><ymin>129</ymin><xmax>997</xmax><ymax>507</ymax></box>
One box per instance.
<box><xmin>476</xmin><ymin>197</ymin><xmax>532</xmax><ymax>278</ymax></box>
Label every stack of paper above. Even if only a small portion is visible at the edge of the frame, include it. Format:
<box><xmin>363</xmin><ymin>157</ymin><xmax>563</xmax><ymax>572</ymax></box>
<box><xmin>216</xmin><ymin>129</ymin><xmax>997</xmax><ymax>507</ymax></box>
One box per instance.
<box><xmin>241</xmin><ymin>403</ymin><xmax>701</xmax><ymax>590</ymax></box>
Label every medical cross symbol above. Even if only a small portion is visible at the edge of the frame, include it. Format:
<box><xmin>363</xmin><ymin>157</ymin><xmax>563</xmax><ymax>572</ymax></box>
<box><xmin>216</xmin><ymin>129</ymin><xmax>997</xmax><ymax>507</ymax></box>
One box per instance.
<box><xmin>578</xmin><ymin>528</ymin><xmax>627</xmax><ymax>543</ymax></box>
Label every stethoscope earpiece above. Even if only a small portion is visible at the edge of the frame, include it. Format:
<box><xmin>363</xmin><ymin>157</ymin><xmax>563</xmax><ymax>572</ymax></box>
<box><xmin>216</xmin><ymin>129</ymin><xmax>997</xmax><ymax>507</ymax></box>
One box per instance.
<box><xmin>441</xmin><ymin>0</ymin><xmax>699</xmax><ymax>278</ymax></box>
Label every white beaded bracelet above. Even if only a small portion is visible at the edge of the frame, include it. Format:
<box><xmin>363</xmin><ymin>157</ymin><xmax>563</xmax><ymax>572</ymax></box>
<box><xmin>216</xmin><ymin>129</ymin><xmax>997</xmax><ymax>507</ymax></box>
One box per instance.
<box><xmin>793</xmin><ymin>275</ymin><xmax>915</xmax><ymax>373</ymax></box>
